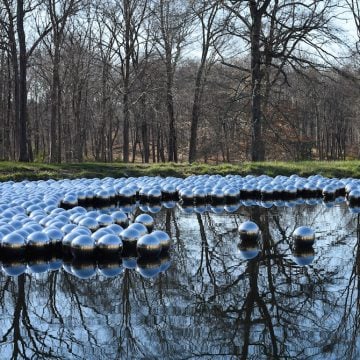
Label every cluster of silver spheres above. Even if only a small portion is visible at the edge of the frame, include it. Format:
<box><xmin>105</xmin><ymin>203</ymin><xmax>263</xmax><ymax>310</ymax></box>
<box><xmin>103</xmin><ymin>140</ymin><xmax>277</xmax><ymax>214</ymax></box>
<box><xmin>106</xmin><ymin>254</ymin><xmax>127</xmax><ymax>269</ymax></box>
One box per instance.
<box><xmin>0</xmin><ymin>178</ymin><xmax>173</xmax><ymax>277</ymax></box>
<box><xmin>237</xmin><ymin>220</ymin><xmax>316</xmax><ymax>266</ymax></box>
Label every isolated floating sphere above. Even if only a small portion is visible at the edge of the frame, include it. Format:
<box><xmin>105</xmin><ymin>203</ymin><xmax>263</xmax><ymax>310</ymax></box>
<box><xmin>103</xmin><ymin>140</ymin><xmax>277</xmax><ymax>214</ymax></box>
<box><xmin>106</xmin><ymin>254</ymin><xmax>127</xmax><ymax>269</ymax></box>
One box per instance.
<box><xmin>238</xmin><ymin>221</ymin><xmax>260</xmax><ymax>240</ymax></box>
<box><xmin>152</xmin><ymin>230</ymin><xmax>171</xmax><ymax>252</ymax></box>
<box><xmin>292</xmin><ymin>226</ymin><xmax>315</xmax><ymax>245</ymax></box>
<box><xmin>136</xmin><ymin>234</ymin><xmax>162</xmax><ymax>258</ymax></box>
<box><xmin>135</xmin><ymin>213</ymin><xmax>155</xmax><ymax>232</ymax></box>
<box><xmin>97</xmin><ymin>234</ymin><xmax>123</xmax><ymax>253</ymax></box>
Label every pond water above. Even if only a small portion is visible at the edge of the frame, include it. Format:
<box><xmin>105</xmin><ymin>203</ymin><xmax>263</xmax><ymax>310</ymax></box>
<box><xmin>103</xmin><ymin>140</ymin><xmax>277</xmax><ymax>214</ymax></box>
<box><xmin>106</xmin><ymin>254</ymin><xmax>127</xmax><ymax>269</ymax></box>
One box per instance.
<box><xmin>0</xmin><ymin>200</ymin><xmax>359</xmax><ymax>359</ymax></box>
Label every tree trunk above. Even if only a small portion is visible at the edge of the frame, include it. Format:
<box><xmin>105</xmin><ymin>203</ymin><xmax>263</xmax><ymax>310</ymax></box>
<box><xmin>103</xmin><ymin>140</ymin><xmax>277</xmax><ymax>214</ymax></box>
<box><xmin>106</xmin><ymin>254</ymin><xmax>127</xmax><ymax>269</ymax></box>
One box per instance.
<box><xmin>250</xmin><ymin>12</ymin><xmax>264</xmax><ymax>161</ymax></box>
<box><xmin>17</xmin><ymin>0</ymin><xmax>30</xmax><ymax>161</ymax></box>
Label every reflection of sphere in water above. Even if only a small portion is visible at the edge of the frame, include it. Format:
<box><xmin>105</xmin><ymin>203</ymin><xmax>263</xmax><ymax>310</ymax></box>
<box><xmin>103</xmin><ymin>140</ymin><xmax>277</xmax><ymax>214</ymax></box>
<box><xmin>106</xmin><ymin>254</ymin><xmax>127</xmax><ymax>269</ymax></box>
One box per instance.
<box><xmin>49</xmin><ymin>257</ymin><xmax>63</xmax><ymax>271</ymax></box>
<box><xmin>135</xmin><ymin>214</ymin><xmax>155</xmax><ymax>232</ymax></box>
<box><xmin>238</xmin><ymin>239</ymin><xmax>260</xmax><ymax>260</ymax></box>
<box><xmin>238</xmin><ymin>221</ymin><xmax>260</xmax><ymax>240</ymax></box>
<box><xmin>137</xmin><ymin>234</ymin><xmax>162</xmax><ymax>258</ymax></box>
<box><xmin>224</xmin><ymin>203</ymin><xmax>241</xmax><ymax>213</ymax></box>
<box><xmin>122</xmin><ymin>255</ymin><xmax>137</xmax><ymax>269</ymax></box>
<box><xmin>292</xmin><ymin>245</ymin><xmax>315</xmax><ymax>266</ymax></box>
<box><xmin>136</xmin><ymin>257</ymin><xmax>161</xmax><ymax>278</ymax></box>
<box><xmin>98</xmin><ymin>260</ymin><xmax>123</xmax><ymax>277</ymax></box>
<box><xmin>97</xmin><ymin>234</ymin><xmax>123</xmax><ymax>254</ymax></box>
<box><xmin>152</xmin><ymin>230</ymin><xmax>171</xmax><ymax>252</ymax></box>
<box><xmin>2</xmin><ymin>259</ymin><xmax>27</xmax><ymax>276</ymax></box>
<box><xmin>159</xmin><ymin>253</ymin><xmax>171</xmax><ymax>272</ymax></box>
<box><xmin>71</xmin><ymin>260</ymin><xmax>97</xmax><ymax>279</ymax></box>
<box><xmin>27</xmin><ymin>258</ymin><xmax>50</xmax><ymax>274</ymax></box>
<box><xmin>293</xmin><ymin>226</ymin><xmax>315</xmax><ymax>245</ymax></box>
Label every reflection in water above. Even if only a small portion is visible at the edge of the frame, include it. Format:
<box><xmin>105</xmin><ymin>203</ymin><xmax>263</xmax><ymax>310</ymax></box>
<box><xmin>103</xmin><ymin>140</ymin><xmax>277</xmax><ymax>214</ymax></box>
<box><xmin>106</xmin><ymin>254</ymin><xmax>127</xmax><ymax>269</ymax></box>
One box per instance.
<box><xmin>0</xmin><ymin>203</ymin><xmax>360</xmax><ymax>359</ymax></box>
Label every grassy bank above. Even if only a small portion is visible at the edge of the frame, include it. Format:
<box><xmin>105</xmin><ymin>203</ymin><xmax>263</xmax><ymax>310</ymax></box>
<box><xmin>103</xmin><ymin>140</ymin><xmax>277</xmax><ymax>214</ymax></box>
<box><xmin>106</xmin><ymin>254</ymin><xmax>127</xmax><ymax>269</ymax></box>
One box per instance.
<box><xmin>0</xmin><ymin>161</ymin><xmax>360</xmax><ymax>182</ymax></box>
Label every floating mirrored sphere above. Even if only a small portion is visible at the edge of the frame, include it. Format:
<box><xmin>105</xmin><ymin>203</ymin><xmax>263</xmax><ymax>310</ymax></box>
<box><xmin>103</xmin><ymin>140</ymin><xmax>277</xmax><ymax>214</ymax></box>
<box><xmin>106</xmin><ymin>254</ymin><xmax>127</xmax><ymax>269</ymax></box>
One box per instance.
<box><xmin>2</xmin><ymin>232</ymin><xmax>26</xmax><ymax>251</ymax></box>
<box><xmin>96</xmin><ymin>214</ymin><xmax>113</xmax><ymax>227</ymax></box>
<box><xmin>97</xmin><ymin>234</ymin><xmax>123</xmax><ymax>253</ymax></box>
<box><xmin>111</xmin><ymin>211</ymin><xmax>129</xmax><ymax>228</ymax></box>
<box><xmin>120</xmin><ymin>227</ymin><xmax>140</xmax><ymax>246</ymax></box>
<box><xmin>71</xmin><ymin>235</ymin><xmax>96</xmax><ymax>257</ymax></box>
<box><xmin>238</xmin><ymin>221</ymin><xmax>260</xmax><ymax>241</ymax></box>
<box><xmin>105</xmin><ymin>224</ymin><xmax>124</xmax><ymax>236</ymax></box>
<box><xmin>78</xmin><ymin>217</ymin><xmax>99</xmax><ymax>232</ymax></box>
<box><xmin>152</xmin><ymin>230</ymin><xmax>171</xmax><ymax>252</ymax></box>
<box><xmin>44</xmin><ymin>227</ymin><xmax>64</xmax><ymax>246</ymax></box>
<box><xmin>135</xmin><ymin>214</ymin><xmax>155</xmax><ymax>232</ymax></box>
<box><xmin>292</xmin><ymin>226</ymin><xmax>315</xmax><ymax>245</ymax></box>
<box><xmin>128</xmin><ymin>223</ymin><xmax>148</xmax><ymax>237</ymax></box>
<box><xmin>137</xmin><ymin>234</ymin><xmax>162</xmax><ymax>258</ymax></box>
<box><xmin>26</xmin><ymin>231</ymin><xmax>50</xmax><ymax>249</ymax></box>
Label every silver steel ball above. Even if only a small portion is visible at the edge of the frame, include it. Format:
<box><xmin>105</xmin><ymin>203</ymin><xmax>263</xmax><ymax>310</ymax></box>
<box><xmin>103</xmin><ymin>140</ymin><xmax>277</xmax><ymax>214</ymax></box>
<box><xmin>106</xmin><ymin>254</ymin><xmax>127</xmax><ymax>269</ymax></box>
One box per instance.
<box><xmin>292</xmin><ymin>226</ymin><xmax>315</xmax><ymax>245</ymax></box>
<box><xmin>135</xmin><ymin>214</ymin><xmax>155</xmax><ymax>232</ymax></box>
<box><xmin>152</xmin><ymin>230</ymin><xmax>171</xmax><ymax>252</ymax></box>
<box><xmin>120</xmin><ymin>227</ymin><xmax>140</xmax><ymax>246</ymax></box>
<box><xmin>2</xmin><ymin>232</ymin><xmax>26</xmax><ymax>251</ymax></box>
<box><xmin>71</xmin><ymin>235</ymin><xmax>96</xmax><ymax>256</ymax></box>
<box><xmin>238</xmin><ymin>221</ymin><xmax>260</xmax><ymax>240</ymax></box>
<box><xmin>136</xmin><ymin>234</ymin><xmax>162</xmax><ymax>258</ymax></box>
<box><xmin>97</xmin><ymin>234</ymin><xmax>123</xmax><ymax>253</ymax></box>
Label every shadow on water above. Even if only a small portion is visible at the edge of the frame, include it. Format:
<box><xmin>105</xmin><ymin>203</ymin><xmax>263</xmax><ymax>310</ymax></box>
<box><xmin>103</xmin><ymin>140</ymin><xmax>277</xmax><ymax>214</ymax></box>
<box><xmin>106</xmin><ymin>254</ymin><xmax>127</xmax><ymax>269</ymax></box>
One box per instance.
<box><xmin>1</xmin><ymin>203</ymin><xmax>360</xmax><ymax>359</ymax></box>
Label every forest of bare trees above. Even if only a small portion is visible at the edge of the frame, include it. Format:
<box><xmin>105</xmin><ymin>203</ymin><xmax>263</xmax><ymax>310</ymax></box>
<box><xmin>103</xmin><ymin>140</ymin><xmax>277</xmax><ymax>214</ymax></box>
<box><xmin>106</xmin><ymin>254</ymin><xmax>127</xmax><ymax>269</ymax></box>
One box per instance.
<box><xmin>0</xmin><ymin>0</ymin><xmax>359</xmax><ymax>163</ymax></box>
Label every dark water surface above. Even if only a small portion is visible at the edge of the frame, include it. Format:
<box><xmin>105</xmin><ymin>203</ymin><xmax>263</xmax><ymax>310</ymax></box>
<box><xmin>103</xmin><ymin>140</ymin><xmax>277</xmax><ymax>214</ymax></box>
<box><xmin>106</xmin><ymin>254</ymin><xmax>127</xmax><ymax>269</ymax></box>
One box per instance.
<box><xmin>1</xmin><ymin>201</ymin><xmax>359</xmax><ymax>359</ymax></box>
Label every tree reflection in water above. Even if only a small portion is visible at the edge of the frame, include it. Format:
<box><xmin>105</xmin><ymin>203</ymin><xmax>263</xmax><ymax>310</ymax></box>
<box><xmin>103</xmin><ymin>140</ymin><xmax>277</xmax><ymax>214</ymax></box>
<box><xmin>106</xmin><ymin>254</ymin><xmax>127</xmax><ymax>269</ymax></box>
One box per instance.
<box><xmin>0</xmin><ymin>203</ymin><xmax>359</xmax><ymax>359</ymax></box>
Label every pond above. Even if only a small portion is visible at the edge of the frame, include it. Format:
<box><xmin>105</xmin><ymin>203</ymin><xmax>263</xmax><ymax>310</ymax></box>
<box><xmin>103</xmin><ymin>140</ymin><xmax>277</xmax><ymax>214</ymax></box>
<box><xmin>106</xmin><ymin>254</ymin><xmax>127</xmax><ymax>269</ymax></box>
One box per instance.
<box><xmin>0</xmin><ymin>197</ymin><xmax>359</xmax><ymax>359</ymax></box>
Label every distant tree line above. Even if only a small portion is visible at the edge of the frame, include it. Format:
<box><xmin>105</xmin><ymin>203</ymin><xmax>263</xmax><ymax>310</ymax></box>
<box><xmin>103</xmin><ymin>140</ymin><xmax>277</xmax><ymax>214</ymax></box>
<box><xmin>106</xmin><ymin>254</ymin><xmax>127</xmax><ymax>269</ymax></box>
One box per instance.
<box><xmin>0</xmin><ymin>0</ymin><xmax>359</xmax><ymax>163</ymax></box>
